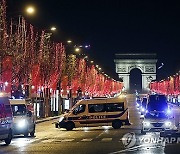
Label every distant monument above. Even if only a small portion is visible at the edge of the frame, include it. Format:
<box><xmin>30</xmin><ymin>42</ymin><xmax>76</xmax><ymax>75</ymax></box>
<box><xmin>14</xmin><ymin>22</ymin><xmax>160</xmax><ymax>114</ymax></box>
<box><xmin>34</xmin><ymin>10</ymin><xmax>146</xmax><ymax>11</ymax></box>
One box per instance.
<box><xmin>114</xmin><ymin>53</ymin><xmax>157</xmax><ymax>93</ymax></box>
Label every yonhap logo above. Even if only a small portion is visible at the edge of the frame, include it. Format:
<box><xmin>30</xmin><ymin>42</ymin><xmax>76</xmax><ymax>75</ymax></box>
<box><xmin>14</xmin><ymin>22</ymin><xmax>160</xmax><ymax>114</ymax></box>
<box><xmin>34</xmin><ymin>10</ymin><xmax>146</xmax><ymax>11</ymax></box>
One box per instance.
<box><xmin>122</xmin><ymin>132</ymin><xmax>136</xmax><ymax>148</ymax></box>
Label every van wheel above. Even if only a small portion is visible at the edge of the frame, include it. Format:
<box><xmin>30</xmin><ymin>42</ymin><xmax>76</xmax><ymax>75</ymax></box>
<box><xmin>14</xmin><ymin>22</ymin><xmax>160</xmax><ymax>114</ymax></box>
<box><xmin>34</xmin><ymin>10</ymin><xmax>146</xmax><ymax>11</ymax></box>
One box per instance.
<box><xmin>24</xmin><ymin>132</ymin><xmax>29</xmax><ymax>137</ymax></box>
<box><xmin>55</xmin><ymin>123</ymin><xmax>59</xmax><ymax>128</ymax></box>
<box><xmin>141</xmin><ymin>129</ymin><xmax>146</xmax><ymax>135</ymax></box>
<box><xmin>66</xmin><ymin>122</ymin><xmax>74</xmax><ymax>131</ymax></box>
<box><xmin>5</xmin><ymin>130</ymin><xmax>12</xmax><ymax>145</ymax></box>
<box><xmin>30</xmin><ymin>126</ymin><xmax>35</xmax><ymax>137</ymax></box>
<box><xmin>112</xmin><ymin>120</ymin><xmax>122</xmax><ymax>129</ymax></box>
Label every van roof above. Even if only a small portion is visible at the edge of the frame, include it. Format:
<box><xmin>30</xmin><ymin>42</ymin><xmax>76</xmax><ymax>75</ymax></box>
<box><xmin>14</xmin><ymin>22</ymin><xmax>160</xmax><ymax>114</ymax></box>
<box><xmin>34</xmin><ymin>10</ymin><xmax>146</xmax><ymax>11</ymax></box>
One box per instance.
<box><xmin>78</xmin><ymin>96</ymin><xmax>126</xmax><ymax>104</ymax></box>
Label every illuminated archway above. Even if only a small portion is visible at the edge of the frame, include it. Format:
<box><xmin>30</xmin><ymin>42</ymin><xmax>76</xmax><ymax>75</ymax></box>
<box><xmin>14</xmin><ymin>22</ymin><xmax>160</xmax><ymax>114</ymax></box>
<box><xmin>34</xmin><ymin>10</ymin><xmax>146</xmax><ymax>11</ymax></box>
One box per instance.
<box><xmin>114</xmin><ymin>53</ymin><xmax>157</xmax><ymax>93</ymax></box>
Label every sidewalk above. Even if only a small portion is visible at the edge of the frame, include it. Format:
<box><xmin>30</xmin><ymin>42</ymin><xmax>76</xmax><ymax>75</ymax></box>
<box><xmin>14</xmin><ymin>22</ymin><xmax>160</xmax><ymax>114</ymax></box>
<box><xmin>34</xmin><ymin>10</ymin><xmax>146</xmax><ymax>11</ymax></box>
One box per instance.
<box><xmin>36</xmin><ymin>115</ymin><xmax>61</xmax><ymax>124</ymax></box>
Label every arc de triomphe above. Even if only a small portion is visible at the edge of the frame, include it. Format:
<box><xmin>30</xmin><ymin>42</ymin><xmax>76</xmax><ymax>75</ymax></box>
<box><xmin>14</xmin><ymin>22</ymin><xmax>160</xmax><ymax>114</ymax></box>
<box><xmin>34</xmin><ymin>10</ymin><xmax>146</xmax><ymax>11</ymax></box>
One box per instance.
<box><xmin>114</xmin><ymin>53</ymin><xmax>157</xmax><ymax>92</ymax></box>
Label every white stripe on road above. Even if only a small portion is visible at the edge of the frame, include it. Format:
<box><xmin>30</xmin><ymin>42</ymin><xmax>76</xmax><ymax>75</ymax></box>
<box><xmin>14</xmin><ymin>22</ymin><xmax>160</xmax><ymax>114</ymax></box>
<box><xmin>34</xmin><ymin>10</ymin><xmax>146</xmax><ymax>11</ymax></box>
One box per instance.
<box><xmin>61</xmin><ymin>139</ymin><xmax>75</xmax><ymax>142</ymax></box>
<box><xmin>41</xmin><ymin>139</ymin><xmax>55</xmax><ymax>143</ymax></box>
<box><xmin>81</xmin><ymin>138</ymin><xmax>93</xmax><ymax>142</ymax></box>
<box><xmin>11</xmin><ymin>138</ymin><xmax>40</xmax><ymax>144</ymax></box>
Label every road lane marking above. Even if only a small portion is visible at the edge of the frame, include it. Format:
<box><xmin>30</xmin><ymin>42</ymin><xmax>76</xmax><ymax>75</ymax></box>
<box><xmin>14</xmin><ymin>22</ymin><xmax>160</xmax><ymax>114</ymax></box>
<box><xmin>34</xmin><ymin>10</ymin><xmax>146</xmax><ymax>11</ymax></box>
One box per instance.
<box><xmin>61</xmin><ymin>139</ymin><xmax>74</xmax><ymax>142</ymax></box>
<box><xmin>81</xmin><ymin>138</ymin><xmax>93</xmax><ymax>142</ymax></box>
<box><xmin>101</xmin><ymin>138</ymin><xmax>112</xmax><ymax>141</ymax></box>
<box><xmin>41</xmin><ymin>139</ymin><xmax>55</xmax><ymax>143</ymax></box>
<box><xmin>11</xmin><ymin>138</ymin><xmax>39</xmax><ymax>143</ymax></box>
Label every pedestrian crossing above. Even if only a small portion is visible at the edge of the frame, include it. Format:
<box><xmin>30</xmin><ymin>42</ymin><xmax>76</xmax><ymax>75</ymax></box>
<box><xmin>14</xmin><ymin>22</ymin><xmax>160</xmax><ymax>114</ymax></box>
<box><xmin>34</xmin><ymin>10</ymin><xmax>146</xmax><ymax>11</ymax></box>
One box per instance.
<box><xmin>10</xmin><ymin>137</ymin><xmax>124</xmax><ymax>145</ymax></box>
<box><xmin>39</xmin><ymin>137</ymin><xmax>121</xmax><ymax>143</ymax></box>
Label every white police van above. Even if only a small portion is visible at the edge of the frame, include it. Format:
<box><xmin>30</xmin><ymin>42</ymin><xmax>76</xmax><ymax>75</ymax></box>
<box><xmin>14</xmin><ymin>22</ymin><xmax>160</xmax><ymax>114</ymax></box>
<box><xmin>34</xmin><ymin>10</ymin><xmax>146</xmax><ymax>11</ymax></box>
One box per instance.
<box><xmin>10</xmin><ymin>99</ymin><xmax>36</xmax><ymax>137</ymax></box>
<box><xmin>55</xmin><ymin>95</ymin><xmax>130</xmax><ymax>130</ymax></box>
<box><xmin>0</xmin><ymin>93</ymin><xmax>13</xmax><ymax>145</ymax></box>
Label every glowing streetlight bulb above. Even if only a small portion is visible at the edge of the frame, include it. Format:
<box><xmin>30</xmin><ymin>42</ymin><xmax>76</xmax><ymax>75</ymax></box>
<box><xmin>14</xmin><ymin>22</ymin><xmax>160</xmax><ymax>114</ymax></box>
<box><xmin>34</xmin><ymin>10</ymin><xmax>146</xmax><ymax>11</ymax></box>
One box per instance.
<box><xmin>50</xmin><ymin>26</ymin><xmax>56</xmax><ymax>31</ymax></box>
<box><xmin>26</xmin><ymin>6</ymin><xmax>35</xmax><ymax>15</ymax></box>
<box><xmin>67</xmin><ymin>40</ymin><xmax>72</xmax><ymax>43</ymax></box>
<box><xmin>75</xmin><ymin>48</ymin><xmax>80</xmax><ymax>52</ymax></box>
<box><xmin>90</xmin><ymin>61</ymin><xmax>94</xmax><ymax>63</ymax></box>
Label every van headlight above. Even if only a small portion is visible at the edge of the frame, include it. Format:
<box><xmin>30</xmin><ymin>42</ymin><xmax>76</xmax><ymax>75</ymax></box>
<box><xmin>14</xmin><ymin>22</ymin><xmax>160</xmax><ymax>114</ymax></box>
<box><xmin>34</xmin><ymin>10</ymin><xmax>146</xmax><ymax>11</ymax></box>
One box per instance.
<box><xmin>59</xmin><ymin>117</ymin><xmax>64</xmax><ymax>122</ymax></box>
<box><xmin>166</xmin><ymin>109</ymin><xmax>171</xmax><ymax>115</ymax></box>
<box><xmin>143</xmin><ymin>121</ymin><xmax>150</xmax><ymax>127</ymax></box>
<box><xmin>17</xmin><ymin>119</ymin><xmax>27</xmax><ymax>128</ymax></box>
<box><xmin>165</xmin><ymin>121</ymin><xmax>171</xmax><ymax>127</ymax></box>
<box><xmin>141</xmin><ymin>108</ymin><xmax>145</xmax><ymax>112</ymax></box>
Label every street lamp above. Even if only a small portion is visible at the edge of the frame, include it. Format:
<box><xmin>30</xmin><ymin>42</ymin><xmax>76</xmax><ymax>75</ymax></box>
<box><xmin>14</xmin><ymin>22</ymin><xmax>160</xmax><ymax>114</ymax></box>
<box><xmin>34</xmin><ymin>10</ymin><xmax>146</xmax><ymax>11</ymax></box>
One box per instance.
<box><xmin>75</xmin><ymin>47</ymin><xmax>80</xmax><ymax>53</ymax></box>
<box><xmin>50</xmin><ymin>26</ymin><xmax>56</xmax><ymax>31</ymax></box>
<box><xmin>26</xmin><ymin>6</ymin><xmax>35</xmax><ymax>15</ymax></box>
<box><xmin>67</xmin><ymin>40</ymin><xmax>72</xmax><ymax>44</ymax></box>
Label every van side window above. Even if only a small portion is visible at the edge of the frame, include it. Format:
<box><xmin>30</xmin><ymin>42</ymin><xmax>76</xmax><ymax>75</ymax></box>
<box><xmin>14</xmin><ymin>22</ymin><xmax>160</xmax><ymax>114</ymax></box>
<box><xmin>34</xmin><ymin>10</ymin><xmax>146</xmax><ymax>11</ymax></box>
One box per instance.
<box><xmin>74</xmin><ymin>104</ymin><xmax>86</xmax><ymax>114</ymax></box>
<box><xmin>88</xmin><ymin>104</ymin><xmax>105</xmax><ymax>113</ymax></box>
<box><xmin>106</xmin><ymin>103</ymin><xmax>124</xmax><ymax>112</ymax></box>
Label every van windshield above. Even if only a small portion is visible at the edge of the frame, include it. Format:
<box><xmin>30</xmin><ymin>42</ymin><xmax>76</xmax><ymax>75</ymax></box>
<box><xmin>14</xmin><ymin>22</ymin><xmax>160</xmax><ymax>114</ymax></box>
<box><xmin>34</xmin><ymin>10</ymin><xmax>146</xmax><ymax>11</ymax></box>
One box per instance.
<box><xmin>147</xmin><ymin>95</ymin><xmax>168</xmax><ymax>111</ymax></box>
<box><xmin>11</xmin><ymin>104</ymin><xmax>27</xmax><ymax>116</ymax></box>
<box><xmin>145</xmin><ymin>112</ymin><xmax>168</xmax><ymax>119</ymax></box>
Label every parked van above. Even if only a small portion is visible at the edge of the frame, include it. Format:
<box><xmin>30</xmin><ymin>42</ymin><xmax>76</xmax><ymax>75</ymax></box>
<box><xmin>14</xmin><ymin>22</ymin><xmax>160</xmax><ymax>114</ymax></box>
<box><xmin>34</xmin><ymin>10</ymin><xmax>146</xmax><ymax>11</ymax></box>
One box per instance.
<box><xmin>9</xmin><ymin>99</ymin><xmax>36</xmax><ymax>137</ymax></box>
<box><xmin>0</xmin><ymin>93</ymin><xmax>13</xmax><ymax>145</ymax></box>
<box><xmin>55</xmin><ymin>95</ymin><xmax>130</xmax><ymax>130</ymax></box>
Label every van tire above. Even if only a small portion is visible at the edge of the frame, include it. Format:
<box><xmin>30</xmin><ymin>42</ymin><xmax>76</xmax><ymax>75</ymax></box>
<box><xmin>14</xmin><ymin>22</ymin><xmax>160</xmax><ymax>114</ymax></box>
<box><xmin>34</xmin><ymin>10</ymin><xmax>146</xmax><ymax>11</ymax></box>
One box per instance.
<box><xmin>66</xmin><ymin>122</ymin><xmax>74</xmax><ymax>131</ymax></box>
<box><xmin>24</xmin><ymin>132</ymin><xmax>29</xmax><ymax>137</ymax></box>
<box><xmin>55</xmin><ymin>123</ymin><xmax>59</xmax><ymax>128</ymax></box>
<box><xmin>141</xmin><ymin>129</ymin><xmax>146</xmax><ymax>135</ymax></box>
<box><xmin>30</xmin><ymin>125</ymin><xmax>35</xmax><ymax>137</ymax></box>
<box><xmin>112</xmin><ymin>120</ymin><xmax>122</xmax><ymax>129</ymax></box>
<box><xmin>5</xmin><ymin>130</ymin><xmax>12</xmax><ymax>145</ymax></box>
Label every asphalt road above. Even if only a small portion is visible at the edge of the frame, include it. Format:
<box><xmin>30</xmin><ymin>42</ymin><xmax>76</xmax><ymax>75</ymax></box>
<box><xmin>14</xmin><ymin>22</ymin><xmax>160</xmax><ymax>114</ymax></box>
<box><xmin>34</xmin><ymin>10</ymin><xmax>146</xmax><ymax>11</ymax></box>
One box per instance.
<box><xmin>1</xmin><ymin>94</ymin><xmax>180</xmax><ymax>154</ymax></box>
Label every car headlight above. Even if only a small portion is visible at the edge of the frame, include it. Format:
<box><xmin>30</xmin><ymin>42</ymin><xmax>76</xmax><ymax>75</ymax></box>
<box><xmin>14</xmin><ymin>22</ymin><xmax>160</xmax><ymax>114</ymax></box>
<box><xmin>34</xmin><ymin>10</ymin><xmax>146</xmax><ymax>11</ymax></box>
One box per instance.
<box><xmin>144</xmin><ymin>121</ymin><xmax>150</xmax><ymax>127</ymax></box>
<box><xmin>165</xmin><ymin>121</ymin><xmax>171</xmax><ymax>127</ymax></box>
<box><xmin>17</xmin><ymin>119</ymin><xmax>26</xmax><ymax>128</ymax></box>
<box><xmin>166</xmin><ymin>109</ymin><xmax>171</xmax><ymax>115</ymax></box>
<box><xmin>141</xmin><ymin>108</ymin><xmax>145</xmax><ymax>112</ymax></box>
<box><xmin>59</xmin><ymin>117</ymin><xmax>64</xmax><ymax>122</ymax></box>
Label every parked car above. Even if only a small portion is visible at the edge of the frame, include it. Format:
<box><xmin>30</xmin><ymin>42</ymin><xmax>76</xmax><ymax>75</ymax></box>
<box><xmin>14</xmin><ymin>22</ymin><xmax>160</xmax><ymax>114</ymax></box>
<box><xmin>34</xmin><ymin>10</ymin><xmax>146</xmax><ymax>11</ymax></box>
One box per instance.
<box><xmin>0</xmin><ymin>93</ymin><xmax>13</xmax><ymax>145</ymax></box>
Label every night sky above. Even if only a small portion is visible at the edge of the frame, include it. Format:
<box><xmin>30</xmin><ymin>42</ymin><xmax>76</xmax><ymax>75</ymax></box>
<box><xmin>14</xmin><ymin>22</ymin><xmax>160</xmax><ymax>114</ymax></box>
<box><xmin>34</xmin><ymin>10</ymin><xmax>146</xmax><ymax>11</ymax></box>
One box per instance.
<box><xmin>6</xmin><ymin>0</ymin><xmax>180</xmax><ymax>80</ymax></box>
